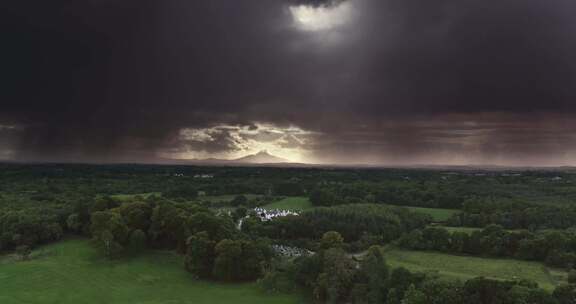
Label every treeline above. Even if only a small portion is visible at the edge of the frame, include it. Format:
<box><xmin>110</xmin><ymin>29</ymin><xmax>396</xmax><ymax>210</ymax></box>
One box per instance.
<box><xmin>309</xmin><ymin>181</ymin><xmax>464</xmax><ymax>209</ymax></box>
<box><xmin>0</xmin><ymin>194</ymin><xmax>92</xmax><ymax>252</ymax></box>
<box><xmin>244</xmin><ymin>204</ymin><xmax>430</xmax><ymax>250</ymax></box>
<box><xmin>185</xmin><ymin>232</ymin><xmax>272</xmax><ymax>282</ymax></box>
<box><xmin>399</xmin><ymin>225</ymin><xmax>576</xmax><ymax>269</ymax></box>
<box><xmin>448</xmin><ymin>198</ymin><xmax>576</xmax><ymax>230</ymax></box>
<box><xmin>0</xmin><ymin>206</ymin><xmax>66</xmax><ymax>252</ymax></box>
<box><xmin>89</xmin><ymin>198</ymin><xmax>273</xmax><ymax>282</ymax></box>
<box><xmin>0</xmin><ymin>164</ymin><xmax>313</xmax><ymax>201</ymax></box>
<box><xmin>261</xmin><ymin>231</ymin><xmax>576</xmax><ymax>304</ymax></box>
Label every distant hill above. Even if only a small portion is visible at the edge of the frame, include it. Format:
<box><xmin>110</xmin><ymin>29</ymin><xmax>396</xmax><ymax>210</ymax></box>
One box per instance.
<box><xmin>231</xmin><ymin>150</ymin><xmax>290</xmax><ymax>164</ymax></box>
<box><xmin>174</xmin><ymin>150</ymin><xmax>292</xmax><ymax>165</ymax></box>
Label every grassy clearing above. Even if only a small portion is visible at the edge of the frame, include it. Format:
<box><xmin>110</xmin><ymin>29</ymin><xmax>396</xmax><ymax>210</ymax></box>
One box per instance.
<box><xmin>263</xmin><ymin>197</ymin><xmax>313</xmax><ymax>211</ymax></box>
<box><xmin>404</xmin><ymin>207</ymin><xmax>459</xmax><ymax>222</ymax></box>
<box><xmin>109</xmin><ymin>192</ymin><xmax>162</xmax><ymax>201</ymax></box>
<box><xmin>199</xmin><ymin>194</ymin><xmax>263</xmax><ymax>203</ymax></box>
<box><xmin>434</xmin><ymin>226</ymin><xmax>538</xmax><ymax>234</ymax></box>
<box><xmin>436</xmin><ymin>226</ymin><xmax>483</xmax><ymax>234</ymax></box>
<box><xmin>383</xmin><ymin>248</ymin><xmax>567</xmax><ymax>291</ymax></box>
<box><xmin>0</xmin><ymin>239</ymin><xmax>304</xmax><ymax>304</ymax></box>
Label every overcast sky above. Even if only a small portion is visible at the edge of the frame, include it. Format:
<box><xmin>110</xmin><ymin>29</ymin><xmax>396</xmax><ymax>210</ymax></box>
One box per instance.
<box><xmin>2</xmin><ymin>0</ymin><xmax>576</xmax><ymax>165</ymax></box>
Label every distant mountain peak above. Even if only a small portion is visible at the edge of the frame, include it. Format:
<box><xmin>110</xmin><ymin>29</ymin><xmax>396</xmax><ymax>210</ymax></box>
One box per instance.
<box><xmin>233</xmin><ymin>151</ymin><xmax>290</xmax><ymax>164</ymax></box>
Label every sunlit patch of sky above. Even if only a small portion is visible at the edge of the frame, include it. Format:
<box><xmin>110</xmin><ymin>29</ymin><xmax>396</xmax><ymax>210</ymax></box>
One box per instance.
<box><xmin>0</xmin><ymin>124</ymin><xmax>21</xmax><ymax>160</ymax></box>
<box><xmin>0</xmin><ymin>150</ymin><xmax>14</xmax><ymax>160</ymax></box>
<box><xmin>161</xmin><ymin>123</ymin><xmax>319</xmax><ymax>163</ymax></box>
<box><xmin>0</xmin><ymin>124</ymin><xmax>18</xmax><ymax>131</ymax></box>
<box><xmin>289</xmin><ymin>1</ymin><xmax>354</xmax><ymax>32</ymax></box>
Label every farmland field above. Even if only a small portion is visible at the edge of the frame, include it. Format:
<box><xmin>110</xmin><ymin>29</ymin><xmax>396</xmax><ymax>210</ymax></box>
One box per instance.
<box><xmin>383</xmin><ymin>248</ymin><xmax>567</xmax><ymax>291</ymax></box>
<box><xmin>263</xmin><ymin>197</ymin><xmax>313</xmax><ymax>211</ymax></box>
<box><xmin>404</xmin><ymin>207</ymin><xmax>459</xmax><ymax>222</ymax></box>
<box><xmin>198</xmin><ymin>194</ymin><xmax>264</xmax><ymax>203</ymax></box>
<box><xmin>435</xmin><ymin>226</ymin><xmax>483</xmax><ymax>234</ymax></box>
<box><xmin>436</xmin><ymin>226</ymin><xmax>552</xmax><ymax>234</ymax></box>
<box><xmin>109</xmin><ymin>192</ymin><xmax>162</xmax><ymax>201</ymax></box>
<box><xmin>0</xmin><ymin>239</ymin><xmax>304</xmax><ymax>304</ymax></box>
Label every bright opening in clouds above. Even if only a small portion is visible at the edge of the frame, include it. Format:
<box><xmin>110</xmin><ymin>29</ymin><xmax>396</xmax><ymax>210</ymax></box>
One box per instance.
<box><xmin>290</xmin><ymin>2</ymin><xmax>353</xmax><ymax>31</ymax></box>
<box><xmin>162</xmin><ymin>123</ymin><xmax>318</xmax><ymax>163</ymax></box>
<box><xmin>0</xmin><ymin>125</ymin><xmax>18</xmax><ymax>131</ymax></box>
<box><xmin>0</xmin><ymin>124</ymin><xmax>20</xmax><ymax>160</ymax></box>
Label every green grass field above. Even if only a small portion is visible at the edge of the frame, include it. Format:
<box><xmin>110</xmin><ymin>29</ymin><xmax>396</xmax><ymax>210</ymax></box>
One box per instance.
<box><xmin>199</xmin><ymin>194</ymin><xmax>264</xmax><ymax>203</ymax></box>
<box><xmin>383</xmin><ymin>248</ymin><xmax>567</xmax><ymax>291</ymax></box>
<box><xmin>263</xmin><ymin>197</ymin><xmax>313</xmax><ymax>211</ymax></box>
<box><xmin>109</xmin><ymin>192</ymin><xmax>162</xmax><ymax>201</ymax></box>
<box><xmin>0</xmin><ymin>239</ymin><xmax>304</xmax><ymax>304</ymax></box>
<box><xmin>434</xmin><ymin>226</ymin><xmax>537</xmax><ymax>234</ymax></box>
<box><xmin>404</xmin><ymin>207</ymin><xmax>459</xmax><ymax>222</ymax></box>
<box><xmin>195</xmin><ymin>194</ymin><xmax>263</xmax><ymax>204</ymax></box>
<box><xmin>435</xmin><ymin>226</ymin><xmax>483</xmax><ymax>234</ymax></box>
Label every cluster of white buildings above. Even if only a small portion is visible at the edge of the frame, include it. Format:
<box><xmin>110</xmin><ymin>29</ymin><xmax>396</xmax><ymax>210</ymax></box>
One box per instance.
<box><xmin>253</xmin><ymin>207</ymin><xmax>299</xmax><ymax>221</ymax></box>
<box><xmin>234</xmin><ymin>208</ymin><xmax>301</xmax><ymax>230</ymax></box>
<box><xmin>194</xmin><ymin>174</ymin><xmax>214</xmax><ymax>179</ymax></box>
<box><xmin>271</xmin><ymin>244</ymin><xmax>313</xmax><ymax>258</ymax></box>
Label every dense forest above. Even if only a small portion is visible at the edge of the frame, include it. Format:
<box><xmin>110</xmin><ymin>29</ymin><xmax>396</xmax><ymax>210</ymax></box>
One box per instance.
<box><xmin>3</xmin><ymin>163</ymin><xmax>576</xmax><ymax>303</ymax></box>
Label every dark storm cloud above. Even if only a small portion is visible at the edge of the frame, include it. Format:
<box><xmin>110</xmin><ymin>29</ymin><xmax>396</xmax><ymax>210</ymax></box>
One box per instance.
<box><xmin>306</xmin><ymin>113</ymin><xmax>576</xmax><ymax>165</ymax></box>
<box><xmin>2</xmin><ymin>0</ymin><xmax>576</xmax><ymax>164</ymax></box>
<box><xmin>347</xmin><ymin>0</ymin><xmax>576</xmax><ymax>117</ymax></box>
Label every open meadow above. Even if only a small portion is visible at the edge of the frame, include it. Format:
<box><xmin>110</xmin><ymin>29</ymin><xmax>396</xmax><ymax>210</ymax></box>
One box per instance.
<box><xmin>0</xmin><ymin>239</ymin><xmax>304</xmax><ymax>304</ymax></box>
<box><xmin>433</xmin><ymin>226</ymin><xmax>483</xmax><ymax>234</ymax></box>
<box><xmin>383</xmin><ymin>248</ymin><xmax>568</xmax><ymax>291</ymax></box>
<box><xmin>263</xmin><ymin>197</ymin><xmax>313</xmax><ymax>211</ymax></box>
<box><xmin>109</xmin><ymin>192</ymin><xmax>162</xmax><ymax>201</ymax></box>
<box><xmin>199</xmin><ymin>194</ymin><xmax>264</xmax><ymax>203</ymax></box>
<box><xmin>403</xmin><ymin>206</ymin><xmax>459</xmax><ymax>222</ymax></box>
